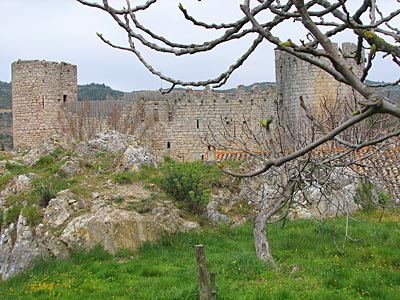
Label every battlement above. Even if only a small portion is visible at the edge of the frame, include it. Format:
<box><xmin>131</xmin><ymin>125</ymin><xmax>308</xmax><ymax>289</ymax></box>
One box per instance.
<box><xmin>11</xmin><ymin>44</ymin><xmax>366</xmax><ymax>159</ymax></box>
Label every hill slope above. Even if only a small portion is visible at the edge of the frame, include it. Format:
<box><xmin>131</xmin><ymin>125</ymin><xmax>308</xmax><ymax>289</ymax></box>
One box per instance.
<box><xmin>77</xmin><ymin>83</ymin><xmax>124</xmax><ymax>101</ymax></box>
<box><xmin>0</xmin><ymin>81</ymin><xmax>11</xmax><ymax>109</ymax></box>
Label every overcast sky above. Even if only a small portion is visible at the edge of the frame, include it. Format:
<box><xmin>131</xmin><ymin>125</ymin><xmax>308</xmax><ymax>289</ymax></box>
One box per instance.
<box><xmin>1</xmin><ymin>1</ymin><xmax>399</xmax><ymax>92</ymax></box>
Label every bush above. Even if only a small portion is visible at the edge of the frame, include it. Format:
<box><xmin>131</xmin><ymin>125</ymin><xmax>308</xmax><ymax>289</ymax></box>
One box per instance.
<box><xmin>4</xmin><ymin>205</ymin><xmax>21</xmax><ymax>225</ymax></box>
<box><xmin>36</xmin><ymin>183</ymin><xmax>56</xmax><ymax>207</ymax></box>
<box><xmin>355</xmin><ymin>179</ymin><xmax>390</xmax><ymax>211</ymax></box>
<box><xmin>22</xmin><ymin>204</ymin><xmax>43</xmax><ymax>226</ymax></box>
<box><xmin>0</xmin><ymin>172</ymin><xmax>13</xmax><ymax>190</ymax></box>
<box><xmin>355</xmin><ymin>179</ymin><xmax>375</xmax><ymax>211</ymax></box>
<box><xmin>158</xmin><ymin>160</ymin><xmax>221</xmax><ymax>214</ymax></box>
<box><xmin>32</xmin><ymin>155</ymin><xmax>56</xmax><ymax>168</ymax></box>
<box><xmin>112</xmin><ymin>172</ymin><xmax>135</xmax><ymax>184</ymax></box>
<box><xmin>5</xmin><ymin>161</ymin><xmax>28</xmax><ymax>173</ymax></box>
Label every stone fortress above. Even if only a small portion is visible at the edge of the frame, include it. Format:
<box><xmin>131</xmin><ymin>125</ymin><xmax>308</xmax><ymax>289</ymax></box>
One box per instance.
<box><xmin>11</xmin><ymin>43</ymin><xmax>364</xmax><ymax>160</ymax></box>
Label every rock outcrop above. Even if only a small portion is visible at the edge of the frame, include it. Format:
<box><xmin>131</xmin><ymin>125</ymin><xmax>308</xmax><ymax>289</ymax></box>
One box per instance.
<box><xmin>0</xmin><ymin>131</ymin><xmax>197</xmax><ymax>280</ymax></box>
<box><xmin>60</xmin><ymin>204</ymin><xmax>199</xmax><ymax>255</ymax></box>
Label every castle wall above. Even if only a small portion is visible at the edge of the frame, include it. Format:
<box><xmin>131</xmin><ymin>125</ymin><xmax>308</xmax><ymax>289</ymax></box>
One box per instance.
<box><xmin>130</xmin><ymin>86</ymin><xmax>276</xmax><ymax>161</ymax></box>
<box><xmin>11</xmin><ymin>44</ymin><xmax>364</xmax><ymax>158</ymax></box>
<box><xmin>12</xmin><ymin>60</ymin><xmax>77</xmax><ymax>148</ymax></box>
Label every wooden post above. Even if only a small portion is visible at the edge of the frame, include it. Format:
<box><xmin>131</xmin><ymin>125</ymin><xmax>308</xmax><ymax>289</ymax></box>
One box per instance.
<box><xmin>195</xmin><ymin>245</ymin><xmax>209</xmax><ymax>300</ymax></box>
<box><xmin>210</xmin><ymin>272</ymin><xmax>216</xmax><ymax>300</ymax></box>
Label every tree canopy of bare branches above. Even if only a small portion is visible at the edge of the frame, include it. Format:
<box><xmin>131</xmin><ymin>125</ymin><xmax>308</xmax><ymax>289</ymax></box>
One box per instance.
<box><xmin>78</xmin><ymin>0</ymin><xmax>399</xmax><ymax>176</ymax></box>
<box><xmin>77</xmin><ymin>0</ymin><xmax>400</xmax><ymax>264</ymax></box>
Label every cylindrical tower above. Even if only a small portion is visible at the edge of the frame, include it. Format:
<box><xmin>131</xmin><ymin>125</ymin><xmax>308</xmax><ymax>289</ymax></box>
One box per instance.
<box><xmin>12</xmin><ymin>60</ymin><xmax>77</xmax><ymax>148</ymax></box>
<box><xmin>275</xmin><ymin>43</ymin><xmax>364</xmax><ymax>125</ymax></box>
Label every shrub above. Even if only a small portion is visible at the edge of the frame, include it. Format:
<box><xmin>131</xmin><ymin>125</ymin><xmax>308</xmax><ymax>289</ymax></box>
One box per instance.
<box><xmin>112</xmin><ymin>172</ymin><xmax>135</xmax><ymax>184</ymax></box>
<box><xmin>4</xmin><ymin>205</ymin><xmax>21</xmax><ymax>225</ymax></box>
<box><xmin>354</xmin><ymin>179</ymin><xmax>375</xmax><ymax>211</ymax></box>
<box><xmin>355</xmin><ymin>179</ymin><xmax>390</xmax><ymax>212</ymax></box>
<box><xmin>30</xmin><ymin>176</ymin><xmax>74</xmax><ymax>207</ymax></box>
<box><xmin>32</xmin><ymin>155</ymin><xmax>56</xmax><ymax>168</ymax></box>
<box><xmin>0</xmin><ymin>172</ymin><xmax>13</xmax><ymax>190</ymax></box>
<box><xmin>22</xmin><ymin>204</ymin><xmax>43</xmax><ymax>226</ymax></box>
<box><xmin>158</xmin><ymin>160</ymin><xmax>221</xmax><ymax>214</ymax></box>
<box><xmin>5</xmin><ymin>161</ymin><xmax>28</xmax><ymax>173</ymax></box>
<box><xmin>37</xmin><ymin>183</ymin><xmax>56</xmax><ymax>207</ymax></box>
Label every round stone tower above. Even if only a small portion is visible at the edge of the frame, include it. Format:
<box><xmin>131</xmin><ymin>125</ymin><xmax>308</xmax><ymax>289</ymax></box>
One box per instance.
<box><xmin>275</xmin><ymin>43</ymin><xmax>364</xmax><ymax>124</ymax></box>
<box><xmin>12</xmin><ymin>60</ymin><xmax>77</xmax><ymax>148</ymax></box>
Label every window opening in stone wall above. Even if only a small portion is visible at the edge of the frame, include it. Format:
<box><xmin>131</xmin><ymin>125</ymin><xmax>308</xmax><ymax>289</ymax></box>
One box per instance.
<box><xmin>63</xmin><ymin>94</ymin><xmax>67</xmax><ymax>103</ymax></box>
<box><xmin>42</xmin><ymin>96</ymin><xmax>45</xmax><ymax>109</ymax></box>
<box><xmin>243</xmin><ymin>120</ymin><xmax>247</xmax><ymax>125</ymax></box>
<box><xmin>201</xmin><ymin>154</ymin><xmax>204</xmax><ymax>160</ymax></box>
<box><xmin>168</xmin><ymin>111</ymin><xmax>173</xmax><ymax>122</ymax></box>
<box><xmin>196</xmin><ymin>119</ymin><xmax>200</xmax><ymax>129</ymax></box>
<box><xmin>167</xmin><ymin>141</ymin><xmax>171</xmax><ymax>149</ymax></box>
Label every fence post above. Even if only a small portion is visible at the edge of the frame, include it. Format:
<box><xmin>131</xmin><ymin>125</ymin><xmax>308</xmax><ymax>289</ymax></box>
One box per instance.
<box><xmin>195</xmin><ymin>244</ymin><xmax>209</xmax><ymax>300</ymax></box>
<box><xmin>210</xmin><ymin>272</ymin><xmax>216</xmax><ymax>300</ymax></box>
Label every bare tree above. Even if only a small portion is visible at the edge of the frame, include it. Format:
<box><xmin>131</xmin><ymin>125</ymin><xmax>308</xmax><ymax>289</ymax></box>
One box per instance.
<box><xmin>77</xmin><ymin>0</ymin><xmax>400</xmax><ymax>262</ymax></box>
<box><xmin>77</xmin><ymin>0</ymin><xmax>399</xmax><ymax>168</ymax></box>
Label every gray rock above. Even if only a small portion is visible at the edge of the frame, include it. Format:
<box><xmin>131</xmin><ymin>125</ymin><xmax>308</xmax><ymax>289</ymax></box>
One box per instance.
<box><xmin>8</xmin><ymin>173</ymin><xmax>35</xmax><ymax>194</ymax></box>
<box><xmin>43</xmin><ymin>190</ymin><xmax>81</xmax><ymax>228</ymax></box>
<box><xmin>60</xmin><ymin>159</ymin><xmax>83</xmax><ymax>176</ymax></box>
<box><xmin>60</xmin><ymin>205</ymin><xmax>200</xmax><ymax>254</ymax></box>
<box><xmin>21</xmin><ymin>134</ymin><xmax>74</xmax><ymax>165</ymax></box>
<box><xmin>121</xmin><ymin>145</ymin><xmax>156</xmax><ymax>171</ymax></box>
<box><xmin>87</xmin><ymin>130</ymin><xmax>139</xmax><ymax>154</ymax></box>
<box><xmin>0</xmin><ymin>215</ymin><xmax>48</xmax><ymax>280</ymax></box>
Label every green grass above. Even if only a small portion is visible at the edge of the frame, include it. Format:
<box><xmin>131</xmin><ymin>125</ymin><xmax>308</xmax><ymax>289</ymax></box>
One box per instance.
<box><xmin>1</xmin><ymin>216</ymin><xmax>399</xmax><ymax>299</ymax></box>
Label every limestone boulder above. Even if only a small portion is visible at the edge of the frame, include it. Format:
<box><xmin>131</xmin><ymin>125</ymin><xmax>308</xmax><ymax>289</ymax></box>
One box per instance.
<box><xmin>289</xmin><ymin>183</ymin><xmax>359</xmax><ymax>220</ymax></box>
<box><xmin>59</xmin><ymin>158</ymin><xmax>83</xmax><ymax>176</ymax></box>
<box><xmin>9</xmin><ymin>173</ymin><xmax>36</xmax><ymax>194</ymax></box>
<box><xmin>0</xmin><ymin>215</ymin><xmax>48</xmax><ymax>280</ymax></box>
<box><xmin>121</xmin><ymin>145</ymin><xmax>157</xmax><ymax>171</ymax></box>
<box><xmin>206</xmin><ymin>193</ymin><xmax>232</xmax><ymax>223</ymax></box>
<box><xmin>19</xmin><ymin>134</ymin><xmax>74</xmax><ymax>165</ymax></box>
<box><xmin>60</xmin><ymin>205</ymin><xmax>200</xmax><ymax>254</ymax></box>
<box><xmin>87</xmin><ymin>130</ymin><xmax>139</xmax><ymax>155</ymax></box>
<box><xmin>43</xmin><ymin>190</ymin><xmax>83</xmax><ymax>228</ymax></box>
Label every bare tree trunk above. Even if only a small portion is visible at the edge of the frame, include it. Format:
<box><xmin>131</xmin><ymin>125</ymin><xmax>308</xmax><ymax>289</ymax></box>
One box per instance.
<box><xmin>254</xmin><ymin>206</ymin><xmax>276</xmax><ymax>265</ymax></box>
<box><xmin>253</xmin><ymin>180</ymin><xmax>297</xmax><ymax>266</ymax></box>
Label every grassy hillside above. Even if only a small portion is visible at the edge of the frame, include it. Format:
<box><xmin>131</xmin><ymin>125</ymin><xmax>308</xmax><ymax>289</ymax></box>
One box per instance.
<box><xmin>217</xmin><ymin>82</ymin><xmax>276</xmax><ymax>93</ymax></box>
<box><xmin>0</xmin><ymin>147</ymin><xmax>399</xmax><ymax>299</ymax></box>
<box><xmin>0</xmin><ymin>213</ymin><xmax>399</xmax><ymax>299</ymax></box>
<box><xmin>78</xmin><ymin>83</ymin><xmax>124</xmax><ymax>101</ymax></box>
<box><xmin>0</xmin><ymin>81</ymin><xmax>11</xmax><ymax>109</ymax></box>
<box><xmin>0</xmin><ymin>82</ymin><xmax>125</xmax><ymax>107</ymax></box>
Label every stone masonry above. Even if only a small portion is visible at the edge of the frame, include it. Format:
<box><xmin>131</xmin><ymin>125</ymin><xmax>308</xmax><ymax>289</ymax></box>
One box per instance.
<box><xmin>12</xmin><ymin>60</ymin><xmax>77</xmax><ymax>148</ymax></box>
<box><xmin>11</xmin><ymin>43</ymin><xmax>366</xmax><ymax>159</ymax></box>
<box><xmin>128</xmin><ymin>85</ymin><xmax>276</xmax><ymax>161</ymax></box>
<box><xmin>275</xmin><ymin>42</ymin><xmax>364</xmax><ymax>124</ymax></box>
